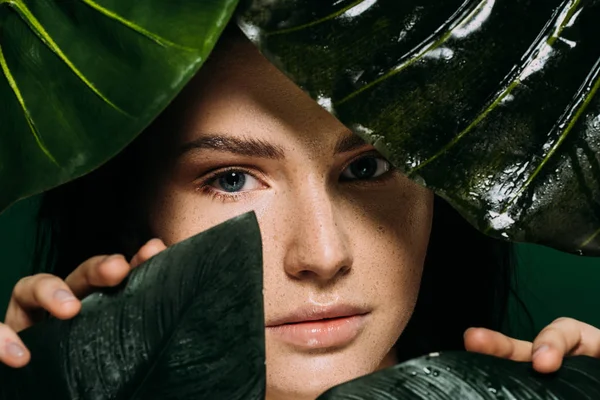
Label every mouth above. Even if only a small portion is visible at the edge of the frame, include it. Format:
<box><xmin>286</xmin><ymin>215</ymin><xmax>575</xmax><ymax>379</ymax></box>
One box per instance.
<box><xmin>266</xmin><ymin>305</ymin><xmax>370</xmax><ymax>350</ymax></box>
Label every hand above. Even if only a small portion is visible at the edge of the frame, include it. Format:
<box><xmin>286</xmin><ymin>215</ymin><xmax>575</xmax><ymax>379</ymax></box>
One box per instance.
<box><xmin>0</xmin><ymin>238</ymin><xmax>166</xmax><ymax>368</ymax></box>
<box><xmin>465</xmin><ymin>317</ymin><xmax>600</xmax><ymax>373</ymax></box>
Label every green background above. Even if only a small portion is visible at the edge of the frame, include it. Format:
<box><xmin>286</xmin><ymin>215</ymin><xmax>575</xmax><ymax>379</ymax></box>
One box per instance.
<box><xmin>1</xmin><ymin>197</ymin><xmax>599</xmax><ymax>340</ymax></box>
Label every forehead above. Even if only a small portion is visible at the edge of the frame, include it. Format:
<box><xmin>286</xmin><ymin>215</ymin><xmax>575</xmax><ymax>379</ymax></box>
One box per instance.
<box><xmin>163</xmin><ymin>30</ymin><xmax>354</xmax><ymax>153</ymax></box>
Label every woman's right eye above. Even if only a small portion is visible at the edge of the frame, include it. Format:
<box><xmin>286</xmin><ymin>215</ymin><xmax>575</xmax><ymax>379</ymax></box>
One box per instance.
<box><xmin>207</xmin><ymin>170</ymin><xmax>263</xmax><ymax>193</ymax></box>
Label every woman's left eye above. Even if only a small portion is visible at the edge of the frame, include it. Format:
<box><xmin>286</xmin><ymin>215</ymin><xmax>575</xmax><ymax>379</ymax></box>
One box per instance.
<box><xmin>209</xmin><ymin>170</ymin><xmax>262</xmax><ymax>193</ymax></box>
<box><xmin>341</xmin><ymin>156</ymin><xmax>391</xmax><ymax>181</ymax></box>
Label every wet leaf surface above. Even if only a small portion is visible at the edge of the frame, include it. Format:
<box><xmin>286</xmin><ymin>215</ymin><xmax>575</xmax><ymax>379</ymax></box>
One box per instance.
<box><xmin>237</xmin><ymin>0</ymin><xmax>600</xmax><ymax>255</ymax></box>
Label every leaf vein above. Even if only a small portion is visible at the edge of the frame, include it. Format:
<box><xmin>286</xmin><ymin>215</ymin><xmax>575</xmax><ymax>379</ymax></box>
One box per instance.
<box><xmin>0</xmin><ymin>42</ymin><xmax>59</xmax><ymax>165</ymax></box>
<box><xmin>13</xmin><ymin>0</ymin><xmax>131</xmax><ymax>116</ymax></box>
<box><xmin>335</xmin><ymin>0</ymin><xmax>490</xmax><ymax>106</ymax></box>
<box><xmin>580</xmin><ymin>227</ymin><xmax>600</xmax><ymax>249</ymax></box>
<box><xmin>499</xmin><ymin>57</ymin><xmax>600</xmax><ymax>216</ymax></box>
<box><xmin>263</xmin><ymin>0</ymin><xmax>367</xmax><ymax>36</ymax></box>
<box><xmin>80</xmin><ymin>0</ymin><xmax>198</xmax><ymax>52</ymax></box>
<box><xmin>407</xmin><ymin>0</ymin><xmax>582</xmax><ymax>176</ymax></box>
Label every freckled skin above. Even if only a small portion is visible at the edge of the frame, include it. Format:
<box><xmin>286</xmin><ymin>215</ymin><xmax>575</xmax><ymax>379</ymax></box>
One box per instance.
<box><xmin>145</xmin><ymin>32</ymin><xmax>433</xmax><ymax>400</ymax></box>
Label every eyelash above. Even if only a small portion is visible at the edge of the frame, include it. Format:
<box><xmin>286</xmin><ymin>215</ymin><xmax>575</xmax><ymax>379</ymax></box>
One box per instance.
<box><xmin>339</xmin><ymin>151</ymin><xmax>395</xmax><ymax>187</ymax></box>
<box><xmin>195</xmin><ymin>153</ymin><xmax>396</xmax><ymax>203</ymax></box>
<box><xmin>196</xmin><ymin>167</ymin><xmax>262</xmax><ymax>203</ymax></box>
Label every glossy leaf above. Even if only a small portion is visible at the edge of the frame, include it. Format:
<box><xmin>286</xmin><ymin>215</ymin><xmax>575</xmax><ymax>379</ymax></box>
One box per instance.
<box><xmin>0</xmin><ymin>0</ymin><xmax>238</xmax><ymax>214</ymax></box>
<box><xmin>319</xmin><ymin>351</ymin><xmax>600</xmax><ymax>399</ymax></box>
<box><xmin>236</xmin><ymin>0</ymin><xmax>600</xmax><ymax>255</ymax></box>
<box><xmin>0</xmin><ymin>212</ymin><xmax>266</xmax><ymax>400</ymax></box>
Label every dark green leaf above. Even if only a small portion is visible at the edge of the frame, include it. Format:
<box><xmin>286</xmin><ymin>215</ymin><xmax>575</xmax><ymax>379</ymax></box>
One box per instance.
<box><xmin>0</xmin><ymin>0</ymin><xmax>238</xmax><ymax>214</ymax></box>
<box><xmin>0</xmin><ymin>212</ymin><xmax>265</xmax><ymax>400</ymax></box>
<box><xmin>319</xmin><ymin>351</ymin><xmax>600</xmax><ymax>399</ymax></box>
<box><xmin>237</xmin><ymin>0</ymin><xmax>600</xmax><ymax>255</ymax></box>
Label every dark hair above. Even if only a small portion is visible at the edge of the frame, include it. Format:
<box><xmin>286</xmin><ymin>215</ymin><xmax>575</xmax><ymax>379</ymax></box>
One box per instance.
<box><xmin>395</xmin><ymin>197</ymin><xmax>514</xmax><ymax>361</ymax></box>
<box><xmin>31</xmin><ymin>26</ymin><xmax>519</xmax><ymax>362</ymax></box>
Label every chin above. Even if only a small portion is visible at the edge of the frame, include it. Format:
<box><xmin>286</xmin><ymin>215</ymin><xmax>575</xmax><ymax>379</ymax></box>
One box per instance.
<box><xmin>265</xmin><ymin>339</ymin><xmax>391</xmax><ymax>400</ymax></box>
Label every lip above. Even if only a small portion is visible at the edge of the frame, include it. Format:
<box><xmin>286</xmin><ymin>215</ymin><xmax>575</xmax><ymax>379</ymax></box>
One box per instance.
<box><xmin>266</xmin><ymin>305</ymin><xmax>370</xmax><ymax>349</ymax></box>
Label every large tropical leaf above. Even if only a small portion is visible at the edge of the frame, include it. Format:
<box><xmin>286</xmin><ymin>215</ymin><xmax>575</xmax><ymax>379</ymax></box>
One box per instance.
<box><xmin>319</xmin><ymin>351</ymin><xmax>600</xmax><ymax>399</ymax></box>
<box><xmin>236</xmin><ymin>0</ymin><xmax>600</xmax><ymax>255</ymax></box>
<box><xmin>0</xmin><ymin>212</ymin><xmax>266</xmax><ymax>400</ymax></box>
<box><xmin>0</xmin><ymin>0</ymin><xmax>238</xmax><ymax>214</ymax></box>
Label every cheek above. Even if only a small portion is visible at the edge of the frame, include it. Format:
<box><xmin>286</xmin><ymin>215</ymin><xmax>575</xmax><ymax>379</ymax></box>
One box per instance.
<box><xmin>347</xmin><ymin>184</ymin><xmax>433</xmax><ymax>321</ymax></box>
<box><xmin>146</xmin><ymin>185</ymin><xmax>268</xmax><ymax>245</ymax></box>
<box><xmin>350</xmin><ymin>182</ymin><xmax>433</xmax><ymax>277</ymax></box>
<box><xmin>147</xmin><ymin>189</ymin><xmax>204</xmax><ymax>244</ymax></box>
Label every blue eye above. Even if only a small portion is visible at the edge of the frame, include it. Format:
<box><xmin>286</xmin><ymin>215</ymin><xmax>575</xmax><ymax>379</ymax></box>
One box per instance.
<box><xmin>211</xmin><ymin>171</ymin><xmax>261</xmax><ymax>193</ymax></box>
<box><xmin>217</xmin><ymin>171</ymin><xmax>246</xmax><ymax>192</ymax></box>
<box><xmin>341</xmin><ymin>156</ymin><xmax>390</xmax><ymax>180</ymax></box>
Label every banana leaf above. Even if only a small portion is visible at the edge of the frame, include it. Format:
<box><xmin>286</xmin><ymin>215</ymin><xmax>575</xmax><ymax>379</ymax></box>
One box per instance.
<box><xmin>3</xmin><ymin>225</ymin><xmax>600</xmax><ymax>400</ymax></box>
<box><xmin>320</xmin><ymin>351</ymin><xmax>600</xmax><ymax>399</ymax></box>
<box><xmin>236</xmin><ymin>0</ymin><xmax>600</xmax><ymax>255</ymax></box>
<box><xmin>0</xmin><ymin>0</ymin><xmax>238</xmax><ymax>214</ymax></box>
<box><xmin>0</xmin><ymin>212</ymin><xmax>266</xmax><ymax>400</ymax></box>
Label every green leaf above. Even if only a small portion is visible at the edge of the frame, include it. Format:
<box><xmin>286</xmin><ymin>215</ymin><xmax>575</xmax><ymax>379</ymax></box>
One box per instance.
<box><xmin>0</xmin><ymin>0</ymin><xmax>238</xmax><ymax>214</ymax></box>
<box><xmin>236</xmin><ymin>0</ymin><xmax>600</xmax><ymax>255</ymax></box>
<box><xmin>0</xmin><ymin>212</ymin><xmax>266</xmax><ymax>400</ymax></box>
<box><xmin>318</xmin><ymin>351</ymin><xmax>600</xmax><ymax>399</ymax></box>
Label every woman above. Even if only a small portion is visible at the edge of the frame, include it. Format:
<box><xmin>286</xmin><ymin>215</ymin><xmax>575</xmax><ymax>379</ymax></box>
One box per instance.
<box><xmin>1</xmin><ymin>25</ymin><xmax>600</xmax><ymax>400</ymax></box>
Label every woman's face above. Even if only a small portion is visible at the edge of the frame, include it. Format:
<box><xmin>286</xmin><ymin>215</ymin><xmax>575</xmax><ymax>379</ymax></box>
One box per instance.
<box><xmin>146</xmin><ymin>32</ymin><xmax>434</xmax><ymax>399</ymax></box>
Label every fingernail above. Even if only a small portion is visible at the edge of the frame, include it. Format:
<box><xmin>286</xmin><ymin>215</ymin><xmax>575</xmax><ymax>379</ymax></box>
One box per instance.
<box><xmin>5</xmin><ymin>342</ymin><xmax>25</xmax><ymax>358</ymax></box>
<box><xmin>53</xmin><ymin>289</ymin><xmax>76</xmax><ymax>303</ymax></box>
<box><xmin>533</xmin><ymin>344</ymin><xmax>549</xmax><ymax>360</ymax></box>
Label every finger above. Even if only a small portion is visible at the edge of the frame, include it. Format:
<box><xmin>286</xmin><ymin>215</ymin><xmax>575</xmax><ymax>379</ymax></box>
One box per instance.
<box><xmin>464</xmin><ymin>327</ymin><xmax>533</xmax><ymax>362</ymax></box>
<box><xmin>130</xmin><ymin>239</ymin><xmax>166</xmax><ymax>268</ymax></box>
<box><xmin>6</xmin><ymin>274</ymin><xmax>81</xmax><ymax>331</ymax></box>
<box><xmin>0</xmin><ymin>323</ymin><xmax>30</xmax><ymax>368</ymax></box>
<box><xmin>64</xmin><ymin>254</ymin><xmax>129</xmax><ymax>299</ymax></box>
<box><xmin>531</xmin><ymin>317</ymin><xmax>600</xmax><ymax>374</ymax></box>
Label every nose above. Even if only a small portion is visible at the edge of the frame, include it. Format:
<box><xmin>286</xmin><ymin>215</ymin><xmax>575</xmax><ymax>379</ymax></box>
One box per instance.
<box><xmin>283</xmin><ymin>182</ymin><xmax>353</xmax><ymax>283</ymax></box>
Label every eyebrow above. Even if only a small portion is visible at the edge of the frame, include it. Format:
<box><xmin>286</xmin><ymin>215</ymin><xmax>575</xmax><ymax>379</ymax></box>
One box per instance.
<box><xmin>334</xmin><ymin>133</ymin><xmax>371</xmax><ymax>154</ymax></box>
<box><xmin>178</xmin><ymin>135</ymin><xmax>285</xmax><ymax>159</ymax></box>
<box><xmin>178</xmin><ymin>131</ymin><xmax>370</xmax><ymax>159</ymax></box>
